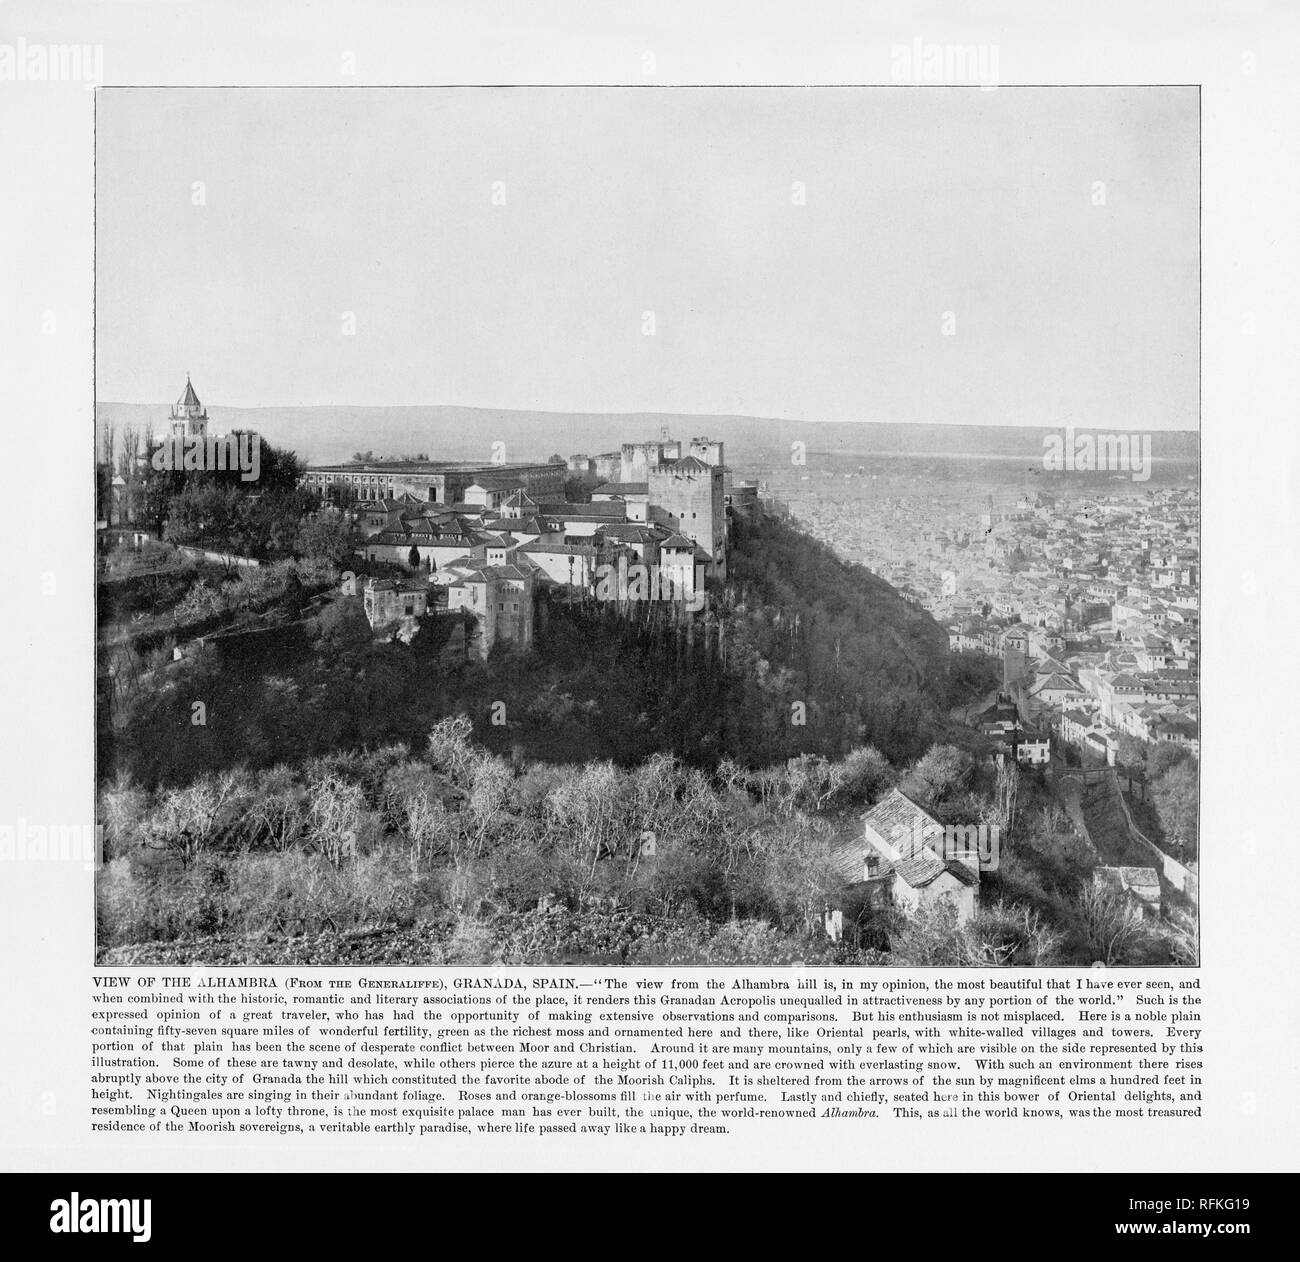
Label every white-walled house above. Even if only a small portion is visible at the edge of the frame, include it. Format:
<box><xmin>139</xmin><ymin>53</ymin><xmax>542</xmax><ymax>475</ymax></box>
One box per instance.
<box><xmin>830</xmin><ymin>789</ymin><xmax>980</xmax><ymax>925</ymax></box>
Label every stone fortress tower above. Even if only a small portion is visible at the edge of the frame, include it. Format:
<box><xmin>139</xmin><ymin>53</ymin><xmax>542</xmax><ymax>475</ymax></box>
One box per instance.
<box><xmin>647</xmin><ymin>440</ymin><xmax>727</xmax><ymax>580</ymax></box>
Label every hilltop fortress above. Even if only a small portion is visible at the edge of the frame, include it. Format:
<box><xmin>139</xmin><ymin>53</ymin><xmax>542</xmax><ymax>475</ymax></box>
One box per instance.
<box><xmin>304</xmin><ymin>434</ymin><xmax>758</xmax><ymax>658</ymax></box>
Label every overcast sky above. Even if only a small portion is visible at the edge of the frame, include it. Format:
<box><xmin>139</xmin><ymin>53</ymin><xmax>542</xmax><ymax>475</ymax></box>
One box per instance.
<box><xmin>96</xmin><ymin>86</ymin><xmax>1198</xmax><ymax>429</ymax></box>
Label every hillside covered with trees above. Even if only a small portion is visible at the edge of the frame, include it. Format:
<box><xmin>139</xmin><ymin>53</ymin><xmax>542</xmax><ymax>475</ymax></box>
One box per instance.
<box><xmin>102</xmin><ymin>512</ymin><xmax>989</xmax><ymax>787</ymax></box>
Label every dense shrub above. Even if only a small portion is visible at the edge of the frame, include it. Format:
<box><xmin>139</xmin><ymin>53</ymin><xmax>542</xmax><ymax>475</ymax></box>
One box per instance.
<box><xmin>95</xmin><ymin>728</ymin><xmax>1184</xmax><ymax>966</ymax></box>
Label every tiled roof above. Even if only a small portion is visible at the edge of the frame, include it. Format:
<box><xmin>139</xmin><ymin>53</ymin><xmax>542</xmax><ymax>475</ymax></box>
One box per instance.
<box><xmin>659</xmin><ymin>455</ymin><xmax>710</xmax><ymax>473</ymax></box>
<box><xmin>365</xmin><ymin>577</ymin><xmax>426</xmax><ymax>595</ymax></box>
<box><xmin>454</xmin><ymin>564</ymin><xmax>535</xmax><ymax>583</ymax></box>
<box><xmin>944</xmin><ymin>858</ymin><xmax>981</xmax><ymax>887</ymax></box>
<box><xmin>307</xmin><ymin>460</ymin><xmax>554</xmax><ymax>475</ymax></box>
<box><xmin>539</xmin><ymin>501</ymin><xmax>628</xmax><ymax>518</ymax></box>
<box><xmin>828</xmin><ymin>834</ymin><xmax>874</xmax><ymax>884</ymax></box>
<box><xmin>1095</xmin><ymin>866</ymin><xmax>1161</xmax><ymax>903</ymax></box>
<box><xmin>857</xmin><ymin>789</ymin><xmax>961</xmax><ymax>890</ymax></box>
<box><xmin>177</xmin><ymin>376</ymin><xmax>202</xmax><ymax>409</ymax></box>
<box><xmin>518</xmin><ymin>542</ymin><xmax>600</xmax><ymax>557</ymax></box>
<box><xmin>594</xmin><ymin>482</ymin><xmax>648</xmax><ymax>496</ymax></box>
<box><xmin>892</xmin><ymin>849</ymin><xmax>948</xmax><ymax>888</ymax></box>
<box><xmin>485</xmin><ymin>516</ymin><xmax>551</xmax><ymax>535</ymax></box>
<box><xmin>369</xmin><ymin>523</ymin><xmax>470</xmax><ymax>547</ymax></box>
<box><xmin>601</xmin><ymin>524</ymin><xmax>659</xmax><ymax>543</ymax></box>
<box><xmin>1033</xmin><ymin>673</ymin><xmax>1081</xmax><ymax>693</ymax></box>
<box><xmin>466</xmin><ymin>475</ymin><xmax>526</xmax><ymax>491</ymax></box>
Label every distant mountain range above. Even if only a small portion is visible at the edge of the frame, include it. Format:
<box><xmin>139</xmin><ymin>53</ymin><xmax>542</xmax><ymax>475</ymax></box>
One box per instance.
<box><xmin>95</xmin><ymin>402</ymin><xmax>1200</xmax><ymax>468</ymax></box>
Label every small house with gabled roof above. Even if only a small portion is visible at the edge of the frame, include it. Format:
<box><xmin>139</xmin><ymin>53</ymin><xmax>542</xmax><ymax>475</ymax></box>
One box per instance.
<box><xmin>830</xmin><ymin>788</ymin><xmax>980</xmax><ymax>923</ymax></box>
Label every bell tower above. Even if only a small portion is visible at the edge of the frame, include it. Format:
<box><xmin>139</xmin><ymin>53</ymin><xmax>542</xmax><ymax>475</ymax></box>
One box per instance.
<box><xmin>170</xmin><ymin>373</ymin><xmax>208</xmax><ymax>441</ymax></box>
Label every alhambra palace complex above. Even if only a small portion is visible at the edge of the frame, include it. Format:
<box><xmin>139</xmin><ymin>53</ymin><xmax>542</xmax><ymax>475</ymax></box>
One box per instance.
<box><xmin>302</xmin><ymin>423</ymin><xmax>758</xmax><ymax>658</ymax></box>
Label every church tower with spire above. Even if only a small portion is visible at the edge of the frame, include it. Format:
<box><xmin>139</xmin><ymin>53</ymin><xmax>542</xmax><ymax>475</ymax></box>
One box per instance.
<box><xmin>170</xmin><ymin>374</ymin><xmax>208</xmax><ymax>442</ymax></box>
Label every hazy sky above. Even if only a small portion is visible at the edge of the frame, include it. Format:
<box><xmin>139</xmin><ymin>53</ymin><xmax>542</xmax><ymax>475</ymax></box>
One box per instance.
<box><xmin>96</xmin><ymin>86</ymin><xmax>1198</xmax><ymax>428</ymax></box>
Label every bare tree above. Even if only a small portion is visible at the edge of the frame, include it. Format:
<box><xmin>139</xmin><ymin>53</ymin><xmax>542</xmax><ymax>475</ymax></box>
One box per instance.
<box><xmin>247</xmin><ymin>770</ymin><xmax>307</xmax><ymax>852</ymax></box>
<box><xmin>306</xmin><ymin>774</ymin><xmax>364</xmax><ymax>867</ymax></box>
<box><xmin>1079</xmin><ymin>884</ymin><xmax>1147</xmax><ymax>965</ymax></box>
<box><xmin>967</xmin><ymin>899</ymin><xmax>1061</xmax><ymax>966</ymax></box>
<box><xmin>118</xmin><ymin>424</ymin><xmax>139</xmax><ymax>479</ymax></box>
<box><xmin>427</xmin><ymin>715</ymin><xmax>478</xmax><ymax>786</ymax></box>
<box><xmin>402</xmin><ymin>792</ymin><xmax>452</xmax><ymax>874</ymax></box>
<box><xmin>142</xmin><ymin>773</ymin><xmax>238</xmax><ymax>867</ymax></box>
<box><xmin>466</xmin><ymin>758</ymin><xmax>514</xmax><ymax>856</ymax></box>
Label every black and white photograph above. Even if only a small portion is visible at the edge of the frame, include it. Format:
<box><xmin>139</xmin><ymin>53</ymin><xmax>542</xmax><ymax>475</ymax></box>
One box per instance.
<box><xmin>7</xmin><ymin>0</ymin><xmax>1300</xmax><ymax>1200</ymax></box>
<box><xmin>93</xmin><ymin>85</ymin><xmax>1200</xmax><ymax>969</ymax></box>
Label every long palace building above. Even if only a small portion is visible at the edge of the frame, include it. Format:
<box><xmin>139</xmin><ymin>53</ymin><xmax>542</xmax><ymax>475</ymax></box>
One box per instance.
<box><xmin>301</xmin><ymin>458</ymin><xmax>566</xmax><ymax>505</ymax></box>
